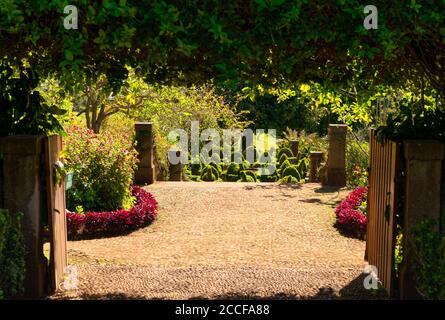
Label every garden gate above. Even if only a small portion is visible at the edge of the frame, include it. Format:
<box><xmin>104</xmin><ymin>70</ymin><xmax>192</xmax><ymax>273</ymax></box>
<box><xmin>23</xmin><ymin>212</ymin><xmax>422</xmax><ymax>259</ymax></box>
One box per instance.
<box><xmin>366</xmin><ymin>130</ymin><xmax>401</xmax><ymax>296</ymax></box>
<box><xmin>44</xmin><ymin>135</ymin><xmax>68</xmax><ymax>292</ymax></box>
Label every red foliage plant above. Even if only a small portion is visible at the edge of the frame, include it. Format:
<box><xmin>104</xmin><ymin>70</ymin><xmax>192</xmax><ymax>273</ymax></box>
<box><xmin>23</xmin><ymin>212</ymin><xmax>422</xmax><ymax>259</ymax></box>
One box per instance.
<box><xmin>66</xmin><ymin>186</ymin><xmax>157</xmax><ymax>239</ymax></box>
<box><xmin>335</xmin><ymin>187</ymin><xmax>367</xmax><ymax>239</ymax></box>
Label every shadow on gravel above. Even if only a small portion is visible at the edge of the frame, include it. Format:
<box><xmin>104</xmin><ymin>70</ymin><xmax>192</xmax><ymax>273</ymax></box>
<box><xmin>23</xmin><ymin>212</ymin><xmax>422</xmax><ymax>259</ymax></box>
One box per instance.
<box><xmin>314</xmin><ymin>186</ymin><xmax>343</xmax><ymax>193</ymax></box>
<box><xmin>298</xmin><ymin>198</ymin><xmax>323</xmax><ymax>204</ymax></box>
<box><xmin>243</xmin><ymin>183</ymin><xmax>302</xmax><ymax>191</ymax></box>
<box><xmin>66</xmin><ymin>274</ymin><xmax>388</xmax><ymax>300</ymax></box>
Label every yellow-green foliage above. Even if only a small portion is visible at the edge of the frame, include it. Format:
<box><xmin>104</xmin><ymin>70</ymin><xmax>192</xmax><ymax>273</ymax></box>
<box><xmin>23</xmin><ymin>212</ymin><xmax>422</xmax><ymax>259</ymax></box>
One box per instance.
<box><xmin>129</xmin><ymin>84</ymin><xmax>250</xmax><ymax>179</ymax></box>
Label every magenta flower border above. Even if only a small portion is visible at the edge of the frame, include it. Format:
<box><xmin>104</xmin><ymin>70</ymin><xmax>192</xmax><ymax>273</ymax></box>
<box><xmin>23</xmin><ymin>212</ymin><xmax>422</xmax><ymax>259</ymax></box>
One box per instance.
<box><xmin>335</xmin><ymin>187</ymin><xmax>367</xmax><ymax>239</ymax></box>
<box><xmin>66</xmin><ymin>185</ymin><xmax>158</xmax><ymax>239</ymax></box>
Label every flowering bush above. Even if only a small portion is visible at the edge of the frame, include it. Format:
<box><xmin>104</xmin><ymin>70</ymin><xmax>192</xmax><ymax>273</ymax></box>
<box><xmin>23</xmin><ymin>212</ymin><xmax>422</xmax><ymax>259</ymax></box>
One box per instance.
<box><xmin>64</xmin><ymin>124</ymin><xmax>138</xmax><ymax>212</ymax></box>
<box><xmin>335</xmin><ymin>187</ymin><xmax>367</xmax><ymax>239</ymax></box>
<box><xmin>66</xmin><ymin>186</ymin><xmax>157</xmax><ymax>239</ymax></box>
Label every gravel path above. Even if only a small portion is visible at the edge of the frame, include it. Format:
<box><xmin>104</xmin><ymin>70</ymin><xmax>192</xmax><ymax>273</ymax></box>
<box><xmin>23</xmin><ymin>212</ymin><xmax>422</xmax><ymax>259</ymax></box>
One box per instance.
<box><xmin>50</xmin><ymin>182</ymin><xmax>381</xmax><ymax>300</ymax></box>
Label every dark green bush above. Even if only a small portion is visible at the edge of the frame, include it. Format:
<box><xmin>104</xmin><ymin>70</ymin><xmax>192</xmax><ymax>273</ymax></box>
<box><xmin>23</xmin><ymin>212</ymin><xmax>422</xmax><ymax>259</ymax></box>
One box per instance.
<box><xmin>279</xmin><ymin>159</ymin><xmax>291</xmax><ymax>173</ymax></box>
<box><xmin>190</xmin><ymin>162</ymin><xmax>202</xmax><ymax>176</ymax></box>
<box><xmin>209</xmin><ymin>162</ymin><xmax>223</xmax><ymax>174</ymax></box>
<box><xmin>278</xmin><ymin>153</ymin><xmax>289</xmax><ymax>166</ymax></box>
<box><xmin>277</xmin><ymin>147</ymin><xmax>293</xmax><ymax>160</ymax></box>
<box><xmin>411</xmin><ymin>220</ymin><xmax>445</xmax><ymax>299</ymax></box>
<box><xmin>259</xmin><ymin>172</ymin><xmax>278</xmax><ymax>182</ymax></box>
<box><xmin>240</xmin><ymin>171</ymin><xmax>257</xmax><ymax>182</ymax></box>
<box><xmin>201</xmin><ymin>165</ymin><xmax>220</xmax><ymax>181</ymax></box>
<box><xmin>226</xmin><ymin>162</ymin><xmax>240</xmax><ymax>175</ymax></box>
<box><xmin>0</xmin><ymin>209</ymin><xmax>25</xmax><ymax>300</ymax></box>
<box><xmin>282</xmin><ymin>165</ymin><xmax>301</xmax><ymax>181</ymax></box>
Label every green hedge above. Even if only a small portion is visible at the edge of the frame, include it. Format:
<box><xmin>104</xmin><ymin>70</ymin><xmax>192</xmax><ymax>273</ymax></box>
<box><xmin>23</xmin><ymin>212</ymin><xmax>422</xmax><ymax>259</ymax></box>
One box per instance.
<box><xmin>0</xmin><ymin>209</ymin><xmax>25</xmax><ymax>299</ymax></box>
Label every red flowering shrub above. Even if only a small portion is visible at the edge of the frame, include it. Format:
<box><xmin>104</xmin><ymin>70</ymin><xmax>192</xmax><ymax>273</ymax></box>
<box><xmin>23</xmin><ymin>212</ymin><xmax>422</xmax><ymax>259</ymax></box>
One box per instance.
<box><xmin>335</xmin><ymin>187</ymin><xmax>367</xmax><ymax>239</ymax></box>
<box><xmin>66</xmin><ymin>186</ymin><xmax>157</xmax><ymax>239</ymax></box>
<box><xmin>64</xmin><ymin>124</ymin><xmax>138</xmax><ymax>212</ymax></box>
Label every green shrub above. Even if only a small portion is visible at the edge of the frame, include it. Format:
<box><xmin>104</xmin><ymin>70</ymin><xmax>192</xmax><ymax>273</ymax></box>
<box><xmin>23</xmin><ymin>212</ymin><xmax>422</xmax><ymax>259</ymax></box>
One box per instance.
<box><xmin>226</xmin><ymin>162</ymin><xmax>240</xmax><ymax>175</ymax></box>
<box><xmin>287</xmin><ymin>157</ymin><xmax>299</xmax><ymax>165</ymax></box>
<box><xmin>239</xmin><ymin>171</ymin><xmax>256</xmax><ymax>182</ymax></box>
<box><xmin>259</xmin><ymin>172</ymin><xmax>278</xmax><ymax>182</ymax></box>
<box><xmin>279</xmin><ymin>175</ymin><xmax>299</xmax><ymax>183</ymax></box>
<box><xmin>187</xmin><ymin>174</ymin><xmax>202</xmax><ymax>182</ymax></box>
<box><xmin>64</xmin><ymin>125</ymin><xmax>138</xmax><ymax>212</ymax></box>
<box><xmin>209</xmin><ymin>162</ymin><xmax>223</xmax><ymax>174</ymax></box>
<box><xmin>240</xmin><ymin>170</ymin><xmax>258</xmax><ymax>182</ymax></box>
<box><xmin>296</xmin><ymin>158</ymin><xmax>309</xmax><ymax>177</ymax></box>
<box><xmin>277</xmin><ymin>147</ymin><xmax>293</xmax><ymax>160</ymax></box>
<box><xmin>282</xmin><ymin>165</ymin><xmax>301</xmax><ymax>181</ymax></box>
<box><xmin>129</xmin><ymin>84</ymin><xmax>250</xmax><ymax>174</ymax></box>
<box><xmin>412</xmin><ymin>220</ymin><xmax>445</xmax><ymax>299</ymax></box>
<box><xmin>278</xmin><ymin>153</ymin><xmax>289</xmax><ymax>166</ymax></box>
<box><xmin>201</xmin><ymin>165</ymin><xmax>219</xmax><ymax>181</ymax></box>
<box><xmin>279</xmin><ymin>159</ymin><xmax>291</xmax><ymax>173</ymax></box>
<box><xmin>189</xmin><ymin>162</ymin><xmax>202</xmax><ymax>176</ymax></box>
<box><xmin>0</xmin><ymin>209</ymin><xmax>25</xmax><ymax>299</ymax></box>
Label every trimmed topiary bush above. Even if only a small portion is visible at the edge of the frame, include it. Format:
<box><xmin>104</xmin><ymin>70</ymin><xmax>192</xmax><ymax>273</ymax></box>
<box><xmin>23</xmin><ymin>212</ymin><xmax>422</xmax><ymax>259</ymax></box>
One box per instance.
<box><xmin>278</xmin><ymin>153</ymin><xmax>289</xmax><ymax>166</ymax></box>
<box><xmin>226</xmin><ymin>162</ymin><xmax>240</xmax><ymax>175</ymax></box>
<box><xmin>201</xmin><ymin>164</ymin><xmax>220</xmax><ymax>181</ymax></box>
<box><xmin>286</xmin><ymin>157</ymin><xmax>298</xmax><ymax>165</ymax></box>
<box><xmin>209</xmin><ymin>162</ymin><xmax>223</xmax><ymax>174</ymax></box>
<box><xmin>282</xmin><ymin>165</ymin><xmax>302</xmax><ymax>181</ymax></box>
<box><xmin>277</xmin><ymin>147</ymin><xmax>294</xmax><ymax>160</ymax></box>
<box><xmin>240</xmin><ymin>170</ymin><xmax>258</xmax><ymax>182</ymax></box>
<box><xmin>187</xmin><ymin>174</ymin><xmax>202</xmax><ymax>182</ymax></box>
<box><xmin>278</xmin><ymin>159</ymin><xmax>291</xmax><ymax>173</ymax></box>
<box><xmin>297</xmin><ymin>158</ymin><xmax>309</xmax><ymax>176</ymax></box>
<box><xmin>259</xmin><ymin>171</ymin><xmax>278</xmax><ymax>182</ymax></box>
<box><xmin>190</xmin><ymin>162</ymin><xmax>202</xmax><ymax>176</ymax></box>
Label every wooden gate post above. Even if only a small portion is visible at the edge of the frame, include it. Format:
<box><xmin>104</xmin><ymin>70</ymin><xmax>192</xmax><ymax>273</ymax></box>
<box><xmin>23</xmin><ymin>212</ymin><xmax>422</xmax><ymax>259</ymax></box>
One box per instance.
<box><xmin>134</xmin><ymin>122</ymin><xmax>155</xmax><ymax>185</ymax></box>
<box><xmin>399</xmin><ymin>140</ymin><xmax>444</xmax><ymax>299</ymax></box>
<box><xmin>45</xmin><ymin>135</ymin><xmax>67</xmax><ymax>293</ymax></box>
<box><xmin>324</xmin><ymin>124</ymin><xmax>347</xmax><ymax>187</ymax></box>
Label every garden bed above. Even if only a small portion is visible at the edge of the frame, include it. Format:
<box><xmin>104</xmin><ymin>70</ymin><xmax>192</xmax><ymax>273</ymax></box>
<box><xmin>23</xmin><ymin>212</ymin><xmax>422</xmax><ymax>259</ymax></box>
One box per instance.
<box><xmin>66</xmin><ymin>186</ymin><xmax>158</xmax><ymax>240</ymax></box>
<box><xmin>334</xmin><ymin>187</ymin><xmax>367</xmax><ymax>239</ymax></box>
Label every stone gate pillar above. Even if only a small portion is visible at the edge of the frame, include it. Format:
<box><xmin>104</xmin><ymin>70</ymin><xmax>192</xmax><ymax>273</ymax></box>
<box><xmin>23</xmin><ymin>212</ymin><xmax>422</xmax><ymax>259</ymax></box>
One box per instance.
<box><xmin>309</xmin><ymin>151</ymin><xmax>324</xmax><ymax>182</ymax></box>
<box><xmin>134</xmin><ymin>122</ymin><xmax>155</xmax><ymax>185</ymax></box>
<box><xmin>399</xmin><ymin>140</ymin><xmax>444</xmax><ymax>299</ymax></box>
<box><xmin>324</xmin><ymin>124</ymin><xmax>347</xmax><ymax>187</ymax></box>
<box><xmin>0</xmin><ymin>135</ymin><xmax>47</xmax><ymax>299</ymax></box>
<box><xmin>289</xmin><ymin>140</ymin><xmax>299</xmax><ymax>158</ymax></box>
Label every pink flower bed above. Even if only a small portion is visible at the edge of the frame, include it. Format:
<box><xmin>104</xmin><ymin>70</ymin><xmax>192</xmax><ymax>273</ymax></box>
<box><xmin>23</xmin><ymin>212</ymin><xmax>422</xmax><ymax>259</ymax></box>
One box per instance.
<box><xmin>335</xmin><ymin>187</ymin><xmax>367</xmax><ymax>239</ymax></box>
<box><xmin>66</xmin><ymin>186</ymin><xmax>158</xmax><ymax>239</ymax></box>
